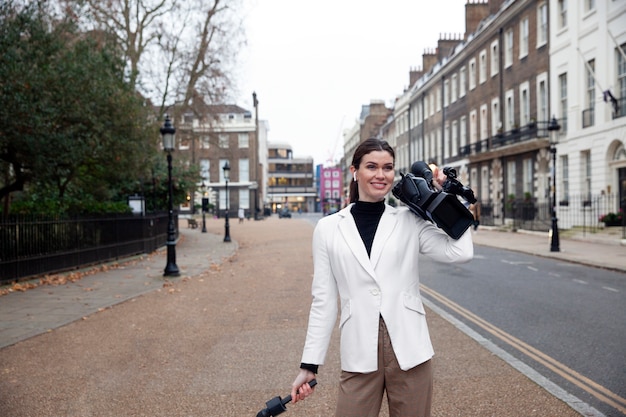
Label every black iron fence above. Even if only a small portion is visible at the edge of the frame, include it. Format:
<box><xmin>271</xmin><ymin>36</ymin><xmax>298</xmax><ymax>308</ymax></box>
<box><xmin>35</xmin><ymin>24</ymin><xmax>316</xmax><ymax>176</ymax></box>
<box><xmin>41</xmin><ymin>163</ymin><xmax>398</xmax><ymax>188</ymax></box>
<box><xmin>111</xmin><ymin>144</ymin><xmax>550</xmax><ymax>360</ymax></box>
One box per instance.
<box><xmin>0</xmin><ymin>212</ymin><xmax>176</xmax><ymax>285</ymax></box>
<box><xmin>476</xmin><ymin>193</ymin><xmax>625</xmax><ymax>238</ymax></box>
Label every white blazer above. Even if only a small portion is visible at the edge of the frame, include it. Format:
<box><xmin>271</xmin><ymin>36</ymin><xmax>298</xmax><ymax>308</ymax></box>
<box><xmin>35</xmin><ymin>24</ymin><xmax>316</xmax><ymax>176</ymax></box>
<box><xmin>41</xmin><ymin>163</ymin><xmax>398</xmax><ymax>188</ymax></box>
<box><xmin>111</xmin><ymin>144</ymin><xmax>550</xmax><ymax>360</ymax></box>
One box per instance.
<box><xmin>301</xmin><ymin>203</ymin><xmax>473</xmax><ymax>373</ymax></box>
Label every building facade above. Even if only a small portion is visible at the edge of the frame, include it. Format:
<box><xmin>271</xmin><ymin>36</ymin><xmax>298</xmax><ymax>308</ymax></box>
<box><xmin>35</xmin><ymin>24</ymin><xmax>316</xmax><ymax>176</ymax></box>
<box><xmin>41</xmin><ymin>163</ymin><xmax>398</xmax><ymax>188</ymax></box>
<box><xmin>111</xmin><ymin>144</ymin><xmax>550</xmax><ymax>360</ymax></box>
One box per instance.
<box><xmin>173</xmin><ymin>100</ymin><xmax>266</xmax><ymax>219</ymax></box>
<box><xmin>318</xmin><ymin>165</ymin><xmax>343</xmax><ymax>215</ymax></box>
<box><xmin>267</xmin><ymin>143</ymin><xmax>316</xmax><ymax>213</ymax></box>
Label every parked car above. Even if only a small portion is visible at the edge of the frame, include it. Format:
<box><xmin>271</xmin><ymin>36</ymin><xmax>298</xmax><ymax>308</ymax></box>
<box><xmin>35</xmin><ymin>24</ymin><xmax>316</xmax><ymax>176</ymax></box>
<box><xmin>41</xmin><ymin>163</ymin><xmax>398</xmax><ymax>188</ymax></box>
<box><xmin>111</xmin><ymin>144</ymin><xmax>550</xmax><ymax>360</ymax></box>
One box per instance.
<box><xmin>278</xmin><ymin>208</ymin><xmax>292</xmax><ymax>218</ymax></box>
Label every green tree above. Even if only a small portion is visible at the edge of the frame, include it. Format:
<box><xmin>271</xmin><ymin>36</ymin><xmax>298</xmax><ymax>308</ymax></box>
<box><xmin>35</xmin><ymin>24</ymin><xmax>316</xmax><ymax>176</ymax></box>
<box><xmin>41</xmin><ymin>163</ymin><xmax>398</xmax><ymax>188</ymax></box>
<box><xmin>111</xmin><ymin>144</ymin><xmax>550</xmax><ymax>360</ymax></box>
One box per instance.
<box><xmin>0</xmin><ymin>1</ymin><xmax>164</xmax><ymax>215</ymax></box>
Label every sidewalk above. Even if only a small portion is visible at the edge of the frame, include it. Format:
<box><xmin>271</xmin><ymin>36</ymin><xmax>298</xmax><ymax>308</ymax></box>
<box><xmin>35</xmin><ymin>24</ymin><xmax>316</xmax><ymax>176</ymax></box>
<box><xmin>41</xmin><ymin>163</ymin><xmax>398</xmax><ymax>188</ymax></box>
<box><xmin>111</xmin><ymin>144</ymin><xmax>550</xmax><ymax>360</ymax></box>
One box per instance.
<box><xmin>0</xmin><ymin>216</ymin><xmax>622</xmax><ymax>417</ymax></box>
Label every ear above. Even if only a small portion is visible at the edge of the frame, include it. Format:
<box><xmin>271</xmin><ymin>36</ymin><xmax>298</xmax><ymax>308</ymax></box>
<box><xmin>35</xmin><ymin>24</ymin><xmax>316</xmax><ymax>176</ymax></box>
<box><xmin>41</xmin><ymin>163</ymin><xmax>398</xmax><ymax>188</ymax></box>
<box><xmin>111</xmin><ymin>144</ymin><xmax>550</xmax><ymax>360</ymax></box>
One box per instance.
<box><xmin>350</xmin><ymin>166</ymin><xmax>357</xmax><ymax>182</ymax></box>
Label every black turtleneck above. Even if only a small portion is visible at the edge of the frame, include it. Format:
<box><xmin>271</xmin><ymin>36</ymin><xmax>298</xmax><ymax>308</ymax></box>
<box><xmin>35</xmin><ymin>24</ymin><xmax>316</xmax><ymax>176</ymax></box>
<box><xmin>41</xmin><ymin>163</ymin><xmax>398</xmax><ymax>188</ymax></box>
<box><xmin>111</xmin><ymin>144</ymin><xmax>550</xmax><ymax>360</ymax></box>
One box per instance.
<box><xmin>351</xmin><ymin>200</ymin><xmax>385</xmax><ymax>257</ymax></box>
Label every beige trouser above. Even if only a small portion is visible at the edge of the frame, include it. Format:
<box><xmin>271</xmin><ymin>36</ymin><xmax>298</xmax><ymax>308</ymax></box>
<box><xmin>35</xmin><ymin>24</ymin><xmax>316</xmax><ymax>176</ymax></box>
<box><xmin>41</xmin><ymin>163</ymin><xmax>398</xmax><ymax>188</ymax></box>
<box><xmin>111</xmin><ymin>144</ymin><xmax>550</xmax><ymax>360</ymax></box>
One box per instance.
<box><xmin>335</xmin><ymin>318</ymin><xmax>433</xmax><ymax>417</ymax></box>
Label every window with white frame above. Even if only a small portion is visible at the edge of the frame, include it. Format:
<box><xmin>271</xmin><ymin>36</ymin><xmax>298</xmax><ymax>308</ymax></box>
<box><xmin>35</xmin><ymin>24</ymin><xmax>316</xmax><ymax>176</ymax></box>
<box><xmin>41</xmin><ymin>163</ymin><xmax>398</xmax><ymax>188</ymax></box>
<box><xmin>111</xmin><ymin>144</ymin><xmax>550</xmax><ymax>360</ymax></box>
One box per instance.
<box><xmin>586</xmin><ymin>59</ymin><xmax>596</xmax><ymax>111</ymax></box>
<box><xmin>460</xmin><ymin>66</ymin><xmax>467</xmax><ymax>97</ymax></box>
<box><xmin>479</xmin><ymin>50</ymin><xmax>487</xmax><ymax>84</ymax></box>
<box><xmin>200</xmin><ymin>135</ymin><xmax>210</xmax><ymax>149</ymax></box>
<box><xmin>460</xmin><ymin>116</ymin><xmax>467</xmax><ymax>148</ymax></box>
<box><xmin>507</xmin><ymin>160</ymin><xmax>516</xmax><ymax>198</ymax></box>
<box><xmin>581</xmin><ymin>150</ymin><xmax>591</xmax><ymax>201</ymax></box>
<box><xmin>618</xmin><ymin>43</ymin><xmax>626</xmax><ymax>103</ymax></box>
<box><xmin>423</xmin><ymin>96</ymin><xmax>429</xmax><ymax>120</ymax></box>
<box><xmin>523</xmin><ymin>158</ymin><xmax>533</xmax><ymax>195</ymax></box>
<box><xmin>430</xmin><ymin>92</ymin><xmax>435</xmax><ymax>115</ymax></box>
<box><xmin>452</xmin><ymin>120</ymin><xmax>458</xmax><ymax>156</ymax></box>
<box><xmin>238</xmin><ymin>133</ymin><xmax>249</xmax><ymax>148</ymax></box>
<box><xmin>480</xmin><ymin>104</ymin><xmax>488</xmax><ymax>141</ymax></box>
<box><xmin>200</xmin><ymin>159</ymin><xmax>210</xmax><ymax>182</ymax></box>
<box><xmin>179</xmin><ymin>136</ymin><xmax>190</xmax><ymax>150</ymax></box>
<box><xmin>239</xmin><ymin>189</ymin><xmax>250</xmax><ymax>210</ymax></box>
<box><xmin>519</xmin><ymin>18</ymin><xmax>529</xmax><ymax>59</ymax></box>
<box><xmin>558</xmin><ymin>0</ymin><xmax>567</xmax><ymax>29</ymax></box>
<box><xmin>481</xmin><ymin>166</ymin><xmax>489</xmax><ymax>203</ymax></box>
<box><xmin>451</xmin><ymin>73</ymin><xmax>458</xmax><ymax>102</ymax></box>
<box><xmin>491</xmin><ymin>40</ymin><xmax>499</xmax><ymax>76</ymax></box>
<box><xmin>519</xmin><ymin>82</ymin><xmax>530</xmax><ymax>126</ymax></box>
<box><xmin>239</xmin><ymin>158</ymin><xmax>249</xmax><ymax>182</ymax></box>
<box><xmin>560</xmin><ymin>155</ymin><xmax>569</xmax><ymax>203</ymax></box>
<box><xmin>584</xmin><ymin>0</ymin><xmax>595</xmax><ymax>13</ymax></box>
<box><xmin>444</xmin><ymin>123</ymin><xmax>450</xmax><ymax>158</ymax></box>
<box><xmin>537</xmin><ymin>3</ymin><xmax>548</xmax><ymax>47</ymax></box>
<box><xmin>537</xmin><ymin>73</ymin><xmax>548</xmax><ymax>123</ymax></box>
<box><xmin>219</xmin><ymin>134</ymin><xmax>229</xmax><ymax>148</ymax></box>
<box><xmin>469</xmin><ymin>58</ymin><xmax>477</xmax><ymax>90</ymax></box>
<box><xmin>436</xmin><ymin>87</ymin><xmax>441</xmax><ymax>112</ymax></box>
<box><xmin>491</xmin><ymin>98</ymin><xmax>500</xmax><ymax>136</ymax></box>
<box><xmin>505</xmin><ymin>29</ymin><xmax>514</xmax><ymax>67</ymax></box>
<box><xmin>470</xmin><ymin>110</ymin><xmax>477</xmax><ymax>144</ymax></box>
<box><xmin>505</xmin><ymin>89</ymin><xmax>515</xmax><ymax>131</ymax></box>
<box><xmin>559</xmin><ymin>72</ymin><xmax>568</xmax><ymax>124</ymax></box>
<box><xmin>444</xmin><ymin>79</ymin><xmax>449</xmax><ymax>107</ymax></box>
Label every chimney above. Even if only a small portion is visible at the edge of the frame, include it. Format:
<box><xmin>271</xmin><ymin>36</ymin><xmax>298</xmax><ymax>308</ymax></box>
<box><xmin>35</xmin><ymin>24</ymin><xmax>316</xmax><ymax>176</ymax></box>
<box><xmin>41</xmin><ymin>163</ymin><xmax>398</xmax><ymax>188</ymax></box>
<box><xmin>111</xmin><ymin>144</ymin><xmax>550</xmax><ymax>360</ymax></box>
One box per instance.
<box><xmin>437</xmin><ymin>33</ymin><xmax>463</xmax><ymax>60</ymax></box>
<box><xmin>422</xmin><ymin>49</ymin><xmax>438</xmax><ymax>74</ymax></box>
<box><xmin>409</xmin><ymin>66</ymin><xmax>423</xmax><ymax>87</ymax></box>
<box><xmin>465</xmin><ymin>0</ymin><xmax>490</xmax><ymax>39</ymax></box>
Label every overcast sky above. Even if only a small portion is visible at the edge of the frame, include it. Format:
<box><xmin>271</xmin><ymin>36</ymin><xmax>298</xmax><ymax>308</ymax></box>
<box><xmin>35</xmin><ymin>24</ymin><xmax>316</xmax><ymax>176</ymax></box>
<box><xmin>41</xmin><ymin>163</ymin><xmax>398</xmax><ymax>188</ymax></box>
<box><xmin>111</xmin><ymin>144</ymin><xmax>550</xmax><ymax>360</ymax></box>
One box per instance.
<box><xmin>236</xmin><ymin>0</ymin><xmax>467</xmax><ymax>166</ymax></box>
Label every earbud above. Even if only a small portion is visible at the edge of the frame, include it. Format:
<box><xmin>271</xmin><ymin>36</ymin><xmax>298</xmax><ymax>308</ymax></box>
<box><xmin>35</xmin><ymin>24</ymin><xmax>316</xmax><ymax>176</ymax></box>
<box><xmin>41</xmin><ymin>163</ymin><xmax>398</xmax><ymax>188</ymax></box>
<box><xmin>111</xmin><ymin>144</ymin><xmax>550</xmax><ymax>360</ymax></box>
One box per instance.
<box><xmin>353</xmin><ymin>172</ymin><xmax>357</xmax><ymax>182</ymax></box>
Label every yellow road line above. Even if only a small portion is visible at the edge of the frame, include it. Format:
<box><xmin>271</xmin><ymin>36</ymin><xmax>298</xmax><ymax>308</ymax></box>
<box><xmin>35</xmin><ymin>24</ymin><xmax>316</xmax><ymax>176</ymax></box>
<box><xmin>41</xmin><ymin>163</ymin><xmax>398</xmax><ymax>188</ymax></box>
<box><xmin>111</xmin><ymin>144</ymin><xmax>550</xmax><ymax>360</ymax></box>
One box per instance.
<box><xmin>421</xmin><ymin>284</ymin><xmax>626</xmax><ymax>414</ymax></box>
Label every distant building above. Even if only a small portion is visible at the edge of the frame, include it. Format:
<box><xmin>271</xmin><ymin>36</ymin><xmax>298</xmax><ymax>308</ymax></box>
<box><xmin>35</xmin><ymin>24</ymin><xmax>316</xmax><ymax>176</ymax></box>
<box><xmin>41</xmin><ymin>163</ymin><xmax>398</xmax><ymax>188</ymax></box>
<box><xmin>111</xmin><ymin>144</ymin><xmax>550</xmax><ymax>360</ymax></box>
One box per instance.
<box><xmin>318</xmin><ymin>165</ymin><xmax>343</xmax><ymax>215</ymax></box>
<box><xmin>267</xmin><ymin>143</ymin><xmax>316</xmax><ymax>213</ymax></box>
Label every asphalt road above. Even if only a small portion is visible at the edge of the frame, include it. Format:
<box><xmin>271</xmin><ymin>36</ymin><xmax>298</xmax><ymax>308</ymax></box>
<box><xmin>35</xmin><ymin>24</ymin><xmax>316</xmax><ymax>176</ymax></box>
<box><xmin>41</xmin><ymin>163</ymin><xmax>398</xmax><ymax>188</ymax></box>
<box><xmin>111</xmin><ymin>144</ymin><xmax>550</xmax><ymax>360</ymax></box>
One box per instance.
<box><xmin>419</xmin><ymin>245</ymin><xmax>626</xmax><ymax>417</ymax></box>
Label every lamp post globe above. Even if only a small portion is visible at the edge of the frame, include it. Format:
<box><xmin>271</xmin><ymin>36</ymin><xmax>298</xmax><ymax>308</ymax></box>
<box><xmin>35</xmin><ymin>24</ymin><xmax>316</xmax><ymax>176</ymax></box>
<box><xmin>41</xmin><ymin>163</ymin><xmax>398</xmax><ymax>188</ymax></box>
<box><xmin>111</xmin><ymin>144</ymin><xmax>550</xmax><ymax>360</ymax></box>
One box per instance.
<box><xmin>223</xmin><ymin>161</ymin><xmax>231</xmax><ymax>242</ymax></box>
<box><xmin>548</xmin><ymin>116</ymin><xmax>561</xmax><ymax>253</ymax></box>
<box><xmin>161</xmin><ymin>115</ymin><xmax>180</xmax><ymax>276</ymax></box>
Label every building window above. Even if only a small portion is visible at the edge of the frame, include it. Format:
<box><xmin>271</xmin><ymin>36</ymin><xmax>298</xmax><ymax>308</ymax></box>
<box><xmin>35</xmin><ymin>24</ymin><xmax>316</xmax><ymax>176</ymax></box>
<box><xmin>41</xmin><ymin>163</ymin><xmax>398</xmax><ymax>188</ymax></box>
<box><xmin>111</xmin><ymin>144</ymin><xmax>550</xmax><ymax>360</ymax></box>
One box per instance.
<box><xmin>219</xmin><ymin>159</ymin><xmax>229</xmax><ymax>182</ymax></box>
<box><xmin>469</xmin><ymin>58</ymin><xmax>477</xmax><ymax>90</ymax></box>
<box><xmin>480</xmin><ymin>104</ymin><xmax>488</xmax><ymax>141</ymax></box>
<box><xmin>200</xmin><ymin>159</ymin><xmax>210</xmax><ymax>181</ymax></box>
<box><xmin>505</xmin><ymin>29</ymin><xmax>514</xmax><ymax>68</ymax></box>
<box><xmin>584</xmin><ymin>59</ymin><xmax>595</xmax><ymax>127</ymax></box>
<box><xmin>523</xmin><ymin>158</ymin><xmax>533</xmax><ymax>194</ymax></box>
<box><xmin>520</xmin><ymin>82</ymin><xmax>530</xmax><ymax>126</ymax></box>
<box><xmin>436</xmin><ymin>87</ymin><xmax>441</xmax><ymax>112</ymax></box>
<box><xmin>444</xmin><ymin>79</ymin><xmax>449</xmax><ymax>107</ymax></box>
<box><xmin>537</xmin><ymin>3</ymin><xmax>548</xmax><ymax>47</ymax></box>
<box><xmin>491</xmin><ymin>98</ymin><xmax>500</xmax><ymax>136</ymax></box>
<box><xmin>560</xmin><ymin>155</ymin><xmax>569</xmax><ymax>203</ymax></box>
<box><xmin>200</xmin><ymin>135</ymin><xmax>210</xmax><ymax>149</ymax></box>
<box><xmin>460</xmin><ymin>66</ymin><xmax>467</xmax><ymax>97</ymax></box>
<box><xmin>219</xmin><ymin>134</ymin><xmax>229</xmax><ymax>148</ymax></box>
<box><xmin>238</xmin><ymin>133</ymin><xmax>249</xmax><ymax>148</ymax></box>
<box><xmin>505</xmin><ymin>89</ymin><xmax>515</xmax><ymax>131</ymax></box>
<box><xmin>584</xmin><ymin>0</ymin><xmax>595</xmax><ymax>13</ymax></box>
<box><xmin>451</xmin><ymin>73</ymin><xmax>458</xmax><ymax>103</ymax></box>
<box><xmin>519</xmin><ymin>18</ymin><xmax>529</xmax><ymax>59</ymax></box>
<box><xmin>479</xmin><ymin>50</ymin><xmax>487</xmax><ymax>84</ymax></box>
<box><xmin>617</xmin><ymin>43</ymin><xmax>626</xmax><ymax>118</ymax></box>
<box><xmin>460</xmin><ymin>116</ymin><xmax>467</xmax><ymax>149</ymax></box>
<box><xmin>239</xmin><ymin>158</ymin><xmax>249</xmax><ymax>182</ymax></box>
<box><xmin>537</xmin><ymin>74</ymin><xmax>548</xmax><ymax>123</ymax></box>
<box><xmin>507</xmin><ymin>160</ymin><xmax>516</xmax><ymax>198</ymax></box>
<box><xmin>581</xmin><ymin>151</ymin><xmax>591</xmax><ymax>202</ymax></box>
<box><xmin>558</xmin><ymin>0</ymin><xmax>567</xmax><ymax>29</ymax></box>
<box><xmin>559</xmin><ymin>72</ymin><xmax>568</xmax><ymax>131</ymax></box>
<box><xmin>452</xmin><ymin>120</ymin><xmax>458</xmax><ymax>156</ymax></box>
<box><xmin>470</xmin><ymin>110</ymin><xmax>477</xmax><ymax>144</ymax></box>
<box><xmin>491</xmin><ymin>40</ymin><xmax>499</xmax><ymax>77</ymax></box>
<box><xmin>239</xmin><ymin>189</ymin><xmax>250</xmax><ymax>210</ymax></box>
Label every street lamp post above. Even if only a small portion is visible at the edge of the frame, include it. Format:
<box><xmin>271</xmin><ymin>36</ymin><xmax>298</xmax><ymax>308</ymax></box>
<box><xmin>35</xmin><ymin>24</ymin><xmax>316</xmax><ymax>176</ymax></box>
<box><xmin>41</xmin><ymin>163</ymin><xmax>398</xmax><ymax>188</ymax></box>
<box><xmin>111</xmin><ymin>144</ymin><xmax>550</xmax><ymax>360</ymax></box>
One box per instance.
<box><xmin>161</xmin><ymin>115</ymin><xmax>180</xmax><ymax>276</ymax></box>
<box><xmin>201</xmin><ymin>180</ymin><xmax>207</xmax><ymax>233</ymax></box>
<box><xmin>548</xmin><ymin>116</ymin><xmax>561</xmax><ymax>252</ymax></box>
<box><xmin>223</xmin><ymin>161</ymin><xmax>231</xmax><ymax>242</ymax></box>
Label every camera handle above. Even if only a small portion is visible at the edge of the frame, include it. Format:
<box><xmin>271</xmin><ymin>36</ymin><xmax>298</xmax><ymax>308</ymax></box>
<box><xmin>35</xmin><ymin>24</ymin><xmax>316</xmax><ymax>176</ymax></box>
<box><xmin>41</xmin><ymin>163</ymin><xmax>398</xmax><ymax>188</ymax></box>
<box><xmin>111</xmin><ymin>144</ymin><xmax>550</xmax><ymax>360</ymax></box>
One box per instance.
<box><xmin>256</xmin><ymin>379</ymin><xmax>318</xmax><ymax>417</ymax></box>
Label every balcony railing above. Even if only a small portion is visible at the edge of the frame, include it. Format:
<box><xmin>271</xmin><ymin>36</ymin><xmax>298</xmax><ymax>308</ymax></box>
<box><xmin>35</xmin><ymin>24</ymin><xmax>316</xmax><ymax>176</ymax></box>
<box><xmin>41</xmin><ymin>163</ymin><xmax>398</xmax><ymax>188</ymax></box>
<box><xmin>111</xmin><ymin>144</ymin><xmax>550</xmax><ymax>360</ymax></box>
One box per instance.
<box><xmin>459</xmin><ymin>120</ymin><xmax>551</xmax><ymax>157</ymax></box>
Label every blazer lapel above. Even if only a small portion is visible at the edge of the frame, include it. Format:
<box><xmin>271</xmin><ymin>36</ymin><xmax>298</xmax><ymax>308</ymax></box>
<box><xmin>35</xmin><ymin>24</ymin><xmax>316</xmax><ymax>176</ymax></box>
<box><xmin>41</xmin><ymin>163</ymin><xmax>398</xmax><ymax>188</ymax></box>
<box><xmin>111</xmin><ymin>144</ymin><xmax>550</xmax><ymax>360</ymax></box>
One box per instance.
<box><xmin>337</xmin><ymin>207</ymin><xmax>377</xmax><ymax>280</ymax></box>
<box><xmin>370</xmin><ymin>206</ymin><xmax>399</xmax><ymax>271</ymax></box>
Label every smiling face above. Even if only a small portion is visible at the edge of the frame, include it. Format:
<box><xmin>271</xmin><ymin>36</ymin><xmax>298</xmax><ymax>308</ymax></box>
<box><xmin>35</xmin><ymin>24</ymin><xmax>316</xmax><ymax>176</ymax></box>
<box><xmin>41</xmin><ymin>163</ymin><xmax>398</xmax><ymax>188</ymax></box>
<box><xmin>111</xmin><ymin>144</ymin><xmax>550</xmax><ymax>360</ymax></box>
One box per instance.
<box><xmin>351</xmin><ymin>150</ymin><xmax>395</xmax><ymax>203</ymax></box>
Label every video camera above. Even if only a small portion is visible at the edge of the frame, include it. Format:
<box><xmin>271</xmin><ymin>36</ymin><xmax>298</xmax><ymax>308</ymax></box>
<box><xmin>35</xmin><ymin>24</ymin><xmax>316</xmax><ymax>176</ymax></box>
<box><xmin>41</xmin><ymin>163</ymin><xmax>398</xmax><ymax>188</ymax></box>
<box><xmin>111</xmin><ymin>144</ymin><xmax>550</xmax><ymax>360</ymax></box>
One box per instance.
<box><xmin>392</xmin><ymin>161</ymin><xmax>476</xmax><ymax>239</ymax></box>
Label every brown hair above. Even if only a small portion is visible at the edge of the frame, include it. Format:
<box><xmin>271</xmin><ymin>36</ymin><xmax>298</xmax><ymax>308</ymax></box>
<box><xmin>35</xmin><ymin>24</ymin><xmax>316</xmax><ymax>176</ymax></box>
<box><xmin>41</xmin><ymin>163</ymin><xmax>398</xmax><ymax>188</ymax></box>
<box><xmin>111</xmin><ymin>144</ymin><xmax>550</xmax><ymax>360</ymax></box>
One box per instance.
<box><xmin>349</xmin><ymin>138</ymin><xmax>395</xmax><ymax>203</ymax></box>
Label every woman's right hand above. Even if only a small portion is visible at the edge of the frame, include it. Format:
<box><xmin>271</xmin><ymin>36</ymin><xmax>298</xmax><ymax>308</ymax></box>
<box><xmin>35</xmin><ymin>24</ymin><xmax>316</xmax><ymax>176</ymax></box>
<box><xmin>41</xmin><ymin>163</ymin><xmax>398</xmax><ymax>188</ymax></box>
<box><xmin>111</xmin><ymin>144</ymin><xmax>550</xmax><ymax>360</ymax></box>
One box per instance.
<box><xmin>290</xmin><ymin>369</ymin><xmax>316</xmax><ymax>403</ymax></box>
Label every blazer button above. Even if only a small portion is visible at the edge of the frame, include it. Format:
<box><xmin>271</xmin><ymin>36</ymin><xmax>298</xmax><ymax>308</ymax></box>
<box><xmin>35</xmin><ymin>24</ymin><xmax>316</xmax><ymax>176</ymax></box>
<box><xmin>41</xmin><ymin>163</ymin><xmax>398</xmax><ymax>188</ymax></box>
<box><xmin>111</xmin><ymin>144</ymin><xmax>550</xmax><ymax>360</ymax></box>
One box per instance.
<box><xmin>370</xmin><ymin>289</ymin><xmax>380</xmax><ymax>296</ymax></box>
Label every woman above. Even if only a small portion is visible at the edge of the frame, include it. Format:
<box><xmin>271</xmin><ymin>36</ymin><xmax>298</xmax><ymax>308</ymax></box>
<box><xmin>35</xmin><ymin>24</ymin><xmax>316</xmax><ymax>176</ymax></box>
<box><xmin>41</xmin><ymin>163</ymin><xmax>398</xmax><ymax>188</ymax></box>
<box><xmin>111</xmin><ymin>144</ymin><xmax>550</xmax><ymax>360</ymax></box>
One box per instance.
<box><xmin>291</xmin><ymin>138</ymin><xmax>473</xmax><ymax>417</ymax></box>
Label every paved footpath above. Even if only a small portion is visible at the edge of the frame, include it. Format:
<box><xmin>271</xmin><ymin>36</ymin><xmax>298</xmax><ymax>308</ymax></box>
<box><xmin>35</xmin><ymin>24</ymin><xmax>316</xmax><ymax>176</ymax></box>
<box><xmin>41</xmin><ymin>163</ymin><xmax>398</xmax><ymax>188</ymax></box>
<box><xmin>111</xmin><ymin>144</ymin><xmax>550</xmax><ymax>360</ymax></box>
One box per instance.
<box><xmin>0</xmin><ymin>215</ymin><xmax>623</xmax><ymax>417</ymax></box>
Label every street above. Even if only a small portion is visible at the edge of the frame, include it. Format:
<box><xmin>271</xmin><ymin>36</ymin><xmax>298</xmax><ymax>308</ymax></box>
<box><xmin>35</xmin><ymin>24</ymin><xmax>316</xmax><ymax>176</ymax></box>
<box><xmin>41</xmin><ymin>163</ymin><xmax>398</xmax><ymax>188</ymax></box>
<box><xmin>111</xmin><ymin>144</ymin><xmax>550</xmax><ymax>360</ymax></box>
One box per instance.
<box><xmin>420</xmin><ymin>244</ymin><xmax>626</xmax><ymax>417</ymax></box>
